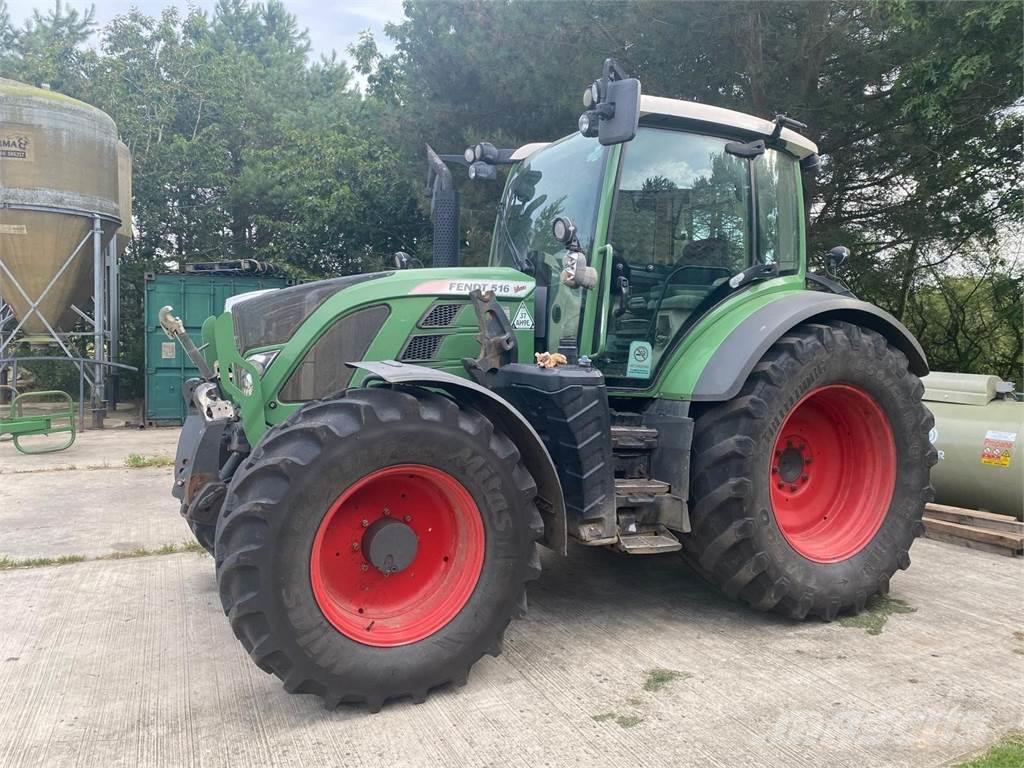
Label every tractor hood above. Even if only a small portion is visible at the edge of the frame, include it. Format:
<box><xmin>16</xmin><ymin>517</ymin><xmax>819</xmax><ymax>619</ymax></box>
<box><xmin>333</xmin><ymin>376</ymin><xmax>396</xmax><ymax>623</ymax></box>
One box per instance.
<box><xmin>226</xmin><ymin>267</ymin><xmax>535</xmax><ymax>354</ymax></box>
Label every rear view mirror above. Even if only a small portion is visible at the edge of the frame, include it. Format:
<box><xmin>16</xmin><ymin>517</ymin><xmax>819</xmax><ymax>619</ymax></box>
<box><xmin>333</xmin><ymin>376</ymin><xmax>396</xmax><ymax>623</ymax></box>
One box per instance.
<box><xmin>598</xmin><ymin>77</ymin><xmax>640</xmax><ymax>146</ymax></box>
<box><xmin>578</xmin><ymin>58</ymin><xmax>641</xmax><ymax>146</ymax></box>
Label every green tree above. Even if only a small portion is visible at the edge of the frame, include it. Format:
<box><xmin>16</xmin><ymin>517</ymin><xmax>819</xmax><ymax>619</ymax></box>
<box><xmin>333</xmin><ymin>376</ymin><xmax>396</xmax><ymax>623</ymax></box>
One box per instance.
<box><xmin>357</xmin><ymin>0</ymin><xmax>1023</xmax><ymax>377</ymax></box>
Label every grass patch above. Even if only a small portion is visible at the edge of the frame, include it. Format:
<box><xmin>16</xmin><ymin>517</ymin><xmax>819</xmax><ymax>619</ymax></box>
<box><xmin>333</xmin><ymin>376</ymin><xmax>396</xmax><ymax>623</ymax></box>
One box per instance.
<box><xmin>0</xmin><ymin>553</ymin><xmax>86</xmax><ymax>570</ymax></box>
<box><xmin>591</xmin><ymin>712</ymin><xmax>644</xmax><ymax>729</ymax></box>
<box><xmin>838</xmin><ymin>595</ymin><xmax>916</xmax><ymax>635</ymax></box>
<box><xmin>643</xmin><ymin>668</ymin><xmax>691</xmax><ymax>693</ymax></box>
<box><xmin>124</xmin><ymin>454</ymin><xmax>174</xmax><ymax>469</ymax></box>
<box><xmin>0</xmin><ymin>540</ymin><xmax>207</xmax><ymax>571</ymax></box>
<box><xmin>957</xmin><ymin>732</ymin><xmax>1024</xmax><ymax>768</ymax></box>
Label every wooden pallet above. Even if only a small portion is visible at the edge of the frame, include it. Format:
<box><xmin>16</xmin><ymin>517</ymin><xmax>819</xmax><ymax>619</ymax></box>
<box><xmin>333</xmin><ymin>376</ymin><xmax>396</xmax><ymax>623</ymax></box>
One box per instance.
<box><xmin>922</xmin><ymin>503</ymin><xmax>1024</xmax><ymax>557</ymax></box>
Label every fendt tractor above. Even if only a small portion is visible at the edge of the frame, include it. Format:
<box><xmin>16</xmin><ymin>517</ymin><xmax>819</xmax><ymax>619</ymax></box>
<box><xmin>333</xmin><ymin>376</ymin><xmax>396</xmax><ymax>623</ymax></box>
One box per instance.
<box><xmin>163</xmin><ymin>61</ymin><xmax>936</xmax><ymax>711</ymax></box>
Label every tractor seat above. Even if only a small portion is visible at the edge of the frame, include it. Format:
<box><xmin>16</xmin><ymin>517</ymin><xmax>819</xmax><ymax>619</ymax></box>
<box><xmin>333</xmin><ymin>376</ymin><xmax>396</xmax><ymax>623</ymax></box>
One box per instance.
<box><xmin>646</xmin><ymin>288</ymin><xmax>707</xmax><ymax>312</ymax></box>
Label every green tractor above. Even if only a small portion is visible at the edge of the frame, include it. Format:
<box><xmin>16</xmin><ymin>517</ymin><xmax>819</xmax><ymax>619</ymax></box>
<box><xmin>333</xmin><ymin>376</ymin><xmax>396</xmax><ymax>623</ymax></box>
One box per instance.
<box><xmin>165</xmin><ymin>61</ymin><xmax>936</xmax><ymax>711</ymax></box>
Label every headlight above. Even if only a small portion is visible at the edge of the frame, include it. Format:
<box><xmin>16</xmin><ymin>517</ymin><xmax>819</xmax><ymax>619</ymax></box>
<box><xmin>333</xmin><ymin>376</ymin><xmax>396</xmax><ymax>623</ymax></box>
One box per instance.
<box><xmin>240</xmin><ymin>351</ymin><xmax>278</xmax><ymax>396</ymax></box>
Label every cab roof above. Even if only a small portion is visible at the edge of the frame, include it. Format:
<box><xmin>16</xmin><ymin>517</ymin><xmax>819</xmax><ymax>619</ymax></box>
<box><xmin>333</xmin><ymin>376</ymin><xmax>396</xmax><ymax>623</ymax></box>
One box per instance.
<box><xmin>511</xmin><ymin>96</ymin><xmax>820</xmax><ymax>162</ymax></box>
<box><xmin>640</xmin><ymin>95</ymin><xmax>818</xmax><ymax>159</ymax></box>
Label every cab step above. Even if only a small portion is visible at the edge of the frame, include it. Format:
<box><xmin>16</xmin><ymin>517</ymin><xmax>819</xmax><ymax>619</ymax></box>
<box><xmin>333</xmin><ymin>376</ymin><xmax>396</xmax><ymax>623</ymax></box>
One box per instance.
<box><xmin>614</xmin><ymin>477</ymin><xmax>669</xmax><ymax>496</ymax></box>
<box><xmin>610</xmin><ymin>425</ymin><xmax>659</xmax><ymax>452</ymax></box>
<box><xmin>615</xmin><ymin>524</ymin><xmax>682</xmax><ymax>554</ymax></box>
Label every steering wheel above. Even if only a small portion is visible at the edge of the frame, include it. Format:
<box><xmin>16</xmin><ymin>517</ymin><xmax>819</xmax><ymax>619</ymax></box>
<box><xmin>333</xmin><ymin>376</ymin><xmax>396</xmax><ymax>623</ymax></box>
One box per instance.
<box><xmin>646</xmin><ymin>264</ymin><xmax>733</xmax><ymax>339</ymax></box>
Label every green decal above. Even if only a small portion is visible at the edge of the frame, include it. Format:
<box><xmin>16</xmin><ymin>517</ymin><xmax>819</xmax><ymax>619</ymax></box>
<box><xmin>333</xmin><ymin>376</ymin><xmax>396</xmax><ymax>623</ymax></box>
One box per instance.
<box><xmin>626</xmin><ymin>341</ymin><xmax>653</xmax><ymax>378</ymax></box>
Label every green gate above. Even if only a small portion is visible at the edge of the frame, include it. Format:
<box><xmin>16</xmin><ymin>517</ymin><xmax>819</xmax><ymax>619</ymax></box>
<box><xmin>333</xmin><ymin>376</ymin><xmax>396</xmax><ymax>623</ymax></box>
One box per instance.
<box><xmin>144</xmin><ymin>272</ymin><xmax>288</xmax><ymax>425</ymax></box>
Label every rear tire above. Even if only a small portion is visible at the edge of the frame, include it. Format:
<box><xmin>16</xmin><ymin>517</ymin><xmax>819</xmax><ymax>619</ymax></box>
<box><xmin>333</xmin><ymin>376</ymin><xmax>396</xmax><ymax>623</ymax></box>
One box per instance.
<box><xmin>215</xmin><ymin>386</ymin><xmax>543</xmax><ymax>711</ymax></box>
<box><xmin>684</xmin><ymin>321</ymin><xmax>937</xmax><ymax>620</ymax></box>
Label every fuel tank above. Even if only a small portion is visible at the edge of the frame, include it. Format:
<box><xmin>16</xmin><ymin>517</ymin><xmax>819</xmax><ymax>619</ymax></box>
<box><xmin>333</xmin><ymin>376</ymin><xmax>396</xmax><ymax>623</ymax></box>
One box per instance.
<box><xmin>923</xmin><ymin>371</ymin><xmax>1023</xmax><ymax>519</ymax></box>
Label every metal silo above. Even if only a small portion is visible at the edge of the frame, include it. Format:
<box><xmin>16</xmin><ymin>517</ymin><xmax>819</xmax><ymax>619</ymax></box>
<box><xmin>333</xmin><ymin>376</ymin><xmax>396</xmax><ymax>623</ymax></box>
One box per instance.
<box><xmin>0</xmin><ymin>78</ymin><xmax>129</xmax><ymax>425</ymax></box>
<box><xmin>0</xmin><ymin>78</ymin><xmax>120</xmax><ymax>337</ymax></box>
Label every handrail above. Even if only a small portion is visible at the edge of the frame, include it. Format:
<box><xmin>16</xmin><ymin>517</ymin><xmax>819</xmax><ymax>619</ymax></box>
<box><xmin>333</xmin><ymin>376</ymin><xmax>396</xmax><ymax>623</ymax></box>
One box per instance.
<box><xmin>0</xmin><ymin>357</ymin><xmax>139</xmax><ymax>429</ymax></box>
<box><xmin>0</xmin><ymin>356</ymin><xmax>138</xmax><ymax>372</ymax></box>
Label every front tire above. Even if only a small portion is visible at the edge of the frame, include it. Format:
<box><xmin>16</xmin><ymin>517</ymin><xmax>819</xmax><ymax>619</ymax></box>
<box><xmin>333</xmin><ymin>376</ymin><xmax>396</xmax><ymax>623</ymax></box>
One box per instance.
<box><xmin>684</xmin><ymin>321</ymin><xmax>937</xmax><ymax>620</ymax></box>
<box><xmin>215</xmin><ymin>386</ymin><xmax>543</xmax><ymax>711</ymax></box>
<box><xmin>187</xmin><ymin>518</ymin><xmax>216</xmax><ymax>554</ymax></box>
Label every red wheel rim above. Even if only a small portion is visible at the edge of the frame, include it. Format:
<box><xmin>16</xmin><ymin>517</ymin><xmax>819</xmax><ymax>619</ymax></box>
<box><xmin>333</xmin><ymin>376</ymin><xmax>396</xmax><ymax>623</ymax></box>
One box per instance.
<box><xmin>310</xmin><ymin>464</ymin><xmax>484</xmax><ymax>647</ymax></box>
<box><xmin>770</xmin><ymin>384</ymin><xmax>896</xmax><ymax>563</ymax></box>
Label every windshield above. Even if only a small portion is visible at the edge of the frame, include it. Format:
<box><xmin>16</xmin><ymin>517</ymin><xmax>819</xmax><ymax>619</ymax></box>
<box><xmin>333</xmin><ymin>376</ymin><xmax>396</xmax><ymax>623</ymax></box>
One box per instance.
<box><xmin>491</xmin><ymin>133</ymin><xmax>608</xmax><ymax>351</ymax></box>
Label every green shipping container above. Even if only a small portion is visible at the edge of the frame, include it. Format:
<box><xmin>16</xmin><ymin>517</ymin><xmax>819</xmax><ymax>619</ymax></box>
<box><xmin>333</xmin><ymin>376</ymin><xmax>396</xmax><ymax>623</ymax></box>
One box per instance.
<box><xmin>144</xmin><ymin>272</ymin><xmax>289</xmax><ymax>425</ymax></box>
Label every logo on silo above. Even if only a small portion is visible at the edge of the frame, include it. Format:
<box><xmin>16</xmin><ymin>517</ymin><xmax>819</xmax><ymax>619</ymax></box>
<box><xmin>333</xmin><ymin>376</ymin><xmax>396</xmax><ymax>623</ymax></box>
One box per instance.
<box><xmin>0</xmin><ymin>134</ymin><xmax>32</xmax><ymax>160</ymax></box>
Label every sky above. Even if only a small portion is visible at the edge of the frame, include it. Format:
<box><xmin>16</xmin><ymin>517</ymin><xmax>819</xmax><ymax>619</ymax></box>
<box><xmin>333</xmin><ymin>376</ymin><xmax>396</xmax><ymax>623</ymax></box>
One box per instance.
<box><xmin>3</xmin><ymin>0</ymin><xmax>408</xmax><ymax>65</ymax></box>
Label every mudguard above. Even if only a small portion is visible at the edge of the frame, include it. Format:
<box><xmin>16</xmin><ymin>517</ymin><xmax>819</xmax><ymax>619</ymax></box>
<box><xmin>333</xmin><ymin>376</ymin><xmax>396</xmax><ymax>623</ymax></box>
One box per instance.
<box><xmin>692</xmin><ymin>292</ymin><xmax>929</xmax><ymax>402</ymax></box>
<box><xmin>349</xmin><ymin>361</ymin><xmax>568</xmax><ymax>554</ymax></box>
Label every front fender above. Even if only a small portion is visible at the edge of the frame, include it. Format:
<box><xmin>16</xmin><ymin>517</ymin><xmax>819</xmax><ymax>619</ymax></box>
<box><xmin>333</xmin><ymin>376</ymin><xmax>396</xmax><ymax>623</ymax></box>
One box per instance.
<box><xmin>691</xmin><ymin>292</ymin><xmax>929</xmax><ymax>402</ymax></box>
<box><xmin>350</xmin><ymin>361</ymin><xmax>567</xmax><ymax>554</ymax></box>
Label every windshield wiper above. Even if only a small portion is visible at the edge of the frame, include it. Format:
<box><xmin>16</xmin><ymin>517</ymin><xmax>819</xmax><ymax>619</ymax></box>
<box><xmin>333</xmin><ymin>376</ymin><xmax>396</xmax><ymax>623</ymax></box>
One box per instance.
<box><xmin>496</xmin><ymin>202</ymin><xmax>533</xmax><ymax>274</ymax></box>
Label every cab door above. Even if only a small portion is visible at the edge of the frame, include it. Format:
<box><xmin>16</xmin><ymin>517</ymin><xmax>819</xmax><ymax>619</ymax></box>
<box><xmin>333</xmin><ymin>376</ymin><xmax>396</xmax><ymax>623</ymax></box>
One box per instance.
<box><xmin>592</xmin><ymin>126</ymin><xmax>803</xmax><ymax>388</ymax></box>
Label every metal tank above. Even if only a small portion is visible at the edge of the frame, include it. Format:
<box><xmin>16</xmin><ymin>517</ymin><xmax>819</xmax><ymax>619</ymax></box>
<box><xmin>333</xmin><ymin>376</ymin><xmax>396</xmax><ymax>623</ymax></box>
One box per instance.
<box><xmin>923</xmin><ymin>371</ymin><xmax>1023</xmax><ymax>519</ymax></box>
<box><xmin>0</xmin><ymin>77</ymin><xmax>120</xmax><ymax>337</ymax></box>
<box><xmin>115</xmin><ymin>140</ymin><xmax>132</xmax><ymax>255</ymax></box>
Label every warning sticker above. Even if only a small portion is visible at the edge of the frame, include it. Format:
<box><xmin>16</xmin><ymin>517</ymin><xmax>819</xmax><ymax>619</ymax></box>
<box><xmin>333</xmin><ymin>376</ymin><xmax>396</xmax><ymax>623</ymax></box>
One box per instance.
<box><xmin>980</xmin><ymin>429</ymin><xmax>1016</xmax><ymax>468</ymax></box>
<box><xmin>0</xmin><ymin>224</ymin><xmax>26</xmax><ymax>235</ymax></box>
<box><xmin>161</xmin><ymin>342</ymin><xmax>177</xmax><ymax>360</ymax></box>
<box><xmin>626</xmin><ymin>340</ymin><xmax>653</xmax><ymax>378</ymax></box>
<box><xmin>511</xmin><ymin>302</ymin><xmax>534</xmax><ymax>330</ymax></box>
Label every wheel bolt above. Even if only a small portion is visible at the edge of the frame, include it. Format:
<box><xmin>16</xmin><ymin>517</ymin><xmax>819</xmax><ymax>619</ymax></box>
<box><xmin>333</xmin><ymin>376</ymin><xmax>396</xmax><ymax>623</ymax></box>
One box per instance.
<box><xmin>786</xmin><ymin>440</ymin><xmax>793</xmax><ymax>449</ymax></box>
<box><xmin>383</xmin><ymin>508</ymin><xmax>391</xmax><ymax>517</ymax></box>
<box><xmin>361</xmin><ymin>519</ymin><xmax>369</xmax><ymax>527</ymax></box>
<box><xmin>351</xmin><ymin>541</ymin><xmax>360</xmax><ymax>551</ymax></box>
<box><xmin>771</xmin><ymin>467</ymin><xmax>778</xmax><ymax>474</ymax></box>
<box><xmin>361</xmin><ymin>564</ymin><xmax>368</xmax><ymax>572</ymax></box>
<box><xmin>805</xmin><ymin>457</ymin><xmax>813</xmax><ymax>465</ymax></box>
<box><xmin>789</xmin><ymin>484</ymin><xmax>797</xmax><ymax>492</ymax></box>
<box><xmin>404</xmin><ymin>515</ymin><xmax>412</xmax><ymax>522</ymax></box>
<box><xmin>801</xmin><ymin>474</ymin><xmax>809</xmax><ymax>482</ymax></box>
<box><xmin>777</xmin><ymin>481</ymin><xmax>784</xmax><ymax>489</ymax></box>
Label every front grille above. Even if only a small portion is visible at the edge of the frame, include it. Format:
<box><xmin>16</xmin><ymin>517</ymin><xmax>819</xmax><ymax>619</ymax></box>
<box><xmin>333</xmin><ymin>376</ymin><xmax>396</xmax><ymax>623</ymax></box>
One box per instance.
<box><xmin>277</xmin><ymin>305</ymin><xmax>390</xmax><ymax>402</ymax></box>
<box><xmin>420</xmin><ymin>303</ymin><xmax>462</xmax><ymax>328</ymax></box>
<box><xmin>401</xmin><ymin>334</ymin><xmax>443</xmax><ymax>361</ymax></box>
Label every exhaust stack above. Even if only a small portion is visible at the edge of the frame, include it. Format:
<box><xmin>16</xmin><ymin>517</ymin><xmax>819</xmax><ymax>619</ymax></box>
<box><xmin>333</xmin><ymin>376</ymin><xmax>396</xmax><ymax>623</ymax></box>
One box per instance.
<box><xmin>425</xmin><ymin>144</ymin><xmax>459</xmax><ymax>268</ymax></box>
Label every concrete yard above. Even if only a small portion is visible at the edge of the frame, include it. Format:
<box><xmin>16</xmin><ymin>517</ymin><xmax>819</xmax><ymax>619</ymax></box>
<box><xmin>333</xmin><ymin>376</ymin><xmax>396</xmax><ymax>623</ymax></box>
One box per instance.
<box><xmin>0</xmin><ymin>428</ymin><xmax>1021</xmax><ymax>767</ymax></box>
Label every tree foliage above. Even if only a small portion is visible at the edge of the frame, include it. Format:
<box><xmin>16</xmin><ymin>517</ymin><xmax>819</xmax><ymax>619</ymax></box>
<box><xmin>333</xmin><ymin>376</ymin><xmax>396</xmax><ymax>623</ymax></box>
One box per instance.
<box><xmin>0</xmin><ymin>0</ymin><xmax>1021</xmax><ymax>392</ymax></box>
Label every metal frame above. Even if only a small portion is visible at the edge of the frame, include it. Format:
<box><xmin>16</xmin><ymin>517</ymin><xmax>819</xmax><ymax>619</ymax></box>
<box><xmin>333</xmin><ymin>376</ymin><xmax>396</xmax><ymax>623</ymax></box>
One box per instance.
<box><xmin>0</xmin><ymin>357</ymin><xmax>137</xmax><ymax>431</ymax></box>
<box><xmin>0</xmin><ymin>203</ymin><xmax>122</xmax><ymax>426</ymax></box>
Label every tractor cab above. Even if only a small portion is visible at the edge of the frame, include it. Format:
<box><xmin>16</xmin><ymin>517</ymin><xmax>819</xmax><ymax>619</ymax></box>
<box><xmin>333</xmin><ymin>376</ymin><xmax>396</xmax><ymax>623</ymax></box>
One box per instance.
<box><xmin>490</xmin><ymin>96</ymin><xmax>817</xmax><ymax>387</ymax></box>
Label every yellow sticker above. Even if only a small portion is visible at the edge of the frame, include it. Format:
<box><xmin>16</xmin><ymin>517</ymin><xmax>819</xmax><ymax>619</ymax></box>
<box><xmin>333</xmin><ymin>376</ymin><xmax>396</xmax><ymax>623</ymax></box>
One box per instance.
<box><xmin>0</xmin><ymin>224</ymin><xmax>27</xmax><ymax>235</ymax></box>
<box><xmin>981</xmin><ymin>430</ymin><xmax>1015</xmax><ymax>468</ymax></box>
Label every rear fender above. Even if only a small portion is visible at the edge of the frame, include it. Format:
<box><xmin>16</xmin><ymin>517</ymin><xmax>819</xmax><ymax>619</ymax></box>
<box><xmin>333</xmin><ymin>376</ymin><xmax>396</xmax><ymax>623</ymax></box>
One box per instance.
<box><xmin>691</xmin><ymin>293</ymin><xmax>929</xmax><ymax>402</ymax></box>
<box><xmin>350</xmin><ymin>361</ymin><xmax>567</xmax><ymax>554</ymax></box>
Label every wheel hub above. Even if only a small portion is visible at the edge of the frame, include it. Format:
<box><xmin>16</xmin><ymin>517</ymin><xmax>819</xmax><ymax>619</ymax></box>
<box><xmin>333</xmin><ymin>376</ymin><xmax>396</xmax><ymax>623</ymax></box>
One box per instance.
<box><xmin>776</xmin><ymin>442</ymin><xmax>808</xmax><ymax>486</ymax></box>
<box><xmin>769</xmin><ymin>385</ymin><xmax>896</xmax><ymax>563</ymax></box>
<box><xmin>363</xmin><ymin>517</ymin><xmax>418</xmax><ymax>574</ymax></box>
<box><xmin>309</xmin><ymin>464</ymin><xmax>485</xmax><ymax>647</ymax></box>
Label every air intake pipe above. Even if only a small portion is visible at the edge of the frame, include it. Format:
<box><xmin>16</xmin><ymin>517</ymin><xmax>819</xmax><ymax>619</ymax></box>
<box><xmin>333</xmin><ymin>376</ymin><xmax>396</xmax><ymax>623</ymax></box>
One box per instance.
<box><xmin>425</xmin><ymin>144</ymin><xmax>459</xmax><ymax>268</ymax></box>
